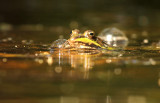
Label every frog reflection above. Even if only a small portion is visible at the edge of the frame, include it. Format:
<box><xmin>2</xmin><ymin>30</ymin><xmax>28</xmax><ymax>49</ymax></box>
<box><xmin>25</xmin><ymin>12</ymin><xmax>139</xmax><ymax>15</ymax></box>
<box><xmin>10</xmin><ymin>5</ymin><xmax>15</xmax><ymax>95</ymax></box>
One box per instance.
<box><xmin>47</xmin><ymin>49</ymin><xmax>123</xmax><ymax>73</ymax></box>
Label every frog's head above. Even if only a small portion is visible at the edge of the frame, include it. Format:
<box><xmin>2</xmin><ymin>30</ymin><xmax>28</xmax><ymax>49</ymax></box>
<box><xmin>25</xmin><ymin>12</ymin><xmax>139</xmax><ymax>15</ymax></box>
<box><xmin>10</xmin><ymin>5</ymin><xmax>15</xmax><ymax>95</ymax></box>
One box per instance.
<box><xmin>64</xmin><ymin>29</ymin><xmax>111</xmax><ymax>49</ymax></box>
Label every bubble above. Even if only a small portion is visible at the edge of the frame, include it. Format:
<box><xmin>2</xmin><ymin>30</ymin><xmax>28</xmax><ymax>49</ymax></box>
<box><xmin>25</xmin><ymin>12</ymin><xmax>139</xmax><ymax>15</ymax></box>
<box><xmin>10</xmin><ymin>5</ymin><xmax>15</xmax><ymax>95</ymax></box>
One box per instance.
<box><xmin>99</xmin><ymin>27</ymin><xmax>128</xmax><ymax>48</ymax></box>
<box><xmin>51</xmin><ymin>39</ymin><xmax>67</xmax><ymax>48</ymax></box>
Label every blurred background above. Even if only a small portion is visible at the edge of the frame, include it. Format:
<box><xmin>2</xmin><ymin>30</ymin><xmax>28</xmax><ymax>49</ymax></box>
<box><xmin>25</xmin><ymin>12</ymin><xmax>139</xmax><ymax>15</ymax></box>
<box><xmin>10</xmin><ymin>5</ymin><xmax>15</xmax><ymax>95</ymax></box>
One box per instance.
<box><xmin>1</xmin><ymin>0</ymin><xmax>160</xmax><ymax>43</ymax></box>
<box><xmin>0</xmin><ymin>0</ymin><xmax>160</xmax><ymax>27</ymax></box>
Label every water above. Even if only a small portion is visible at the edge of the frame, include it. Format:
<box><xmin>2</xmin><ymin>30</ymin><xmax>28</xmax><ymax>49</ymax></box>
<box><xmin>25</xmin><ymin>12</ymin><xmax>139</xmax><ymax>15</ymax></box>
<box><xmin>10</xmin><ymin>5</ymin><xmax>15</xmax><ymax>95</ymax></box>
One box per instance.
<box><xmin>0</xmin><ymin>26</ymin><xmax>160</xmax><ymax>103</ymax></box>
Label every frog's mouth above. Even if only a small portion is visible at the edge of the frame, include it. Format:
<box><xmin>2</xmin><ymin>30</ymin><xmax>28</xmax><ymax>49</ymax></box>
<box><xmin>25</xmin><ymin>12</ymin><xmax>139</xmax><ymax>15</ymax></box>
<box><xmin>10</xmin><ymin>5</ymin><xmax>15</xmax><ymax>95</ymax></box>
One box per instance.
<box><xmin>73</xmin><ymin>38</ymin><xmax>105</xmax><ymax>49</ymax></box>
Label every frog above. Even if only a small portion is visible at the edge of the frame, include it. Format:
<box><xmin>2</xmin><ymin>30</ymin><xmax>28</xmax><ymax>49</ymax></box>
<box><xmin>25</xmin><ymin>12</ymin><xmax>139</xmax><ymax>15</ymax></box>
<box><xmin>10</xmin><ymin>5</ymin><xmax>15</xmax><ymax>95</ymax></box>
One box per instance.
<box><xmin>62</xmin><ymin>29</ymin><xmax>111</xmax><ymax>50</ymax></box>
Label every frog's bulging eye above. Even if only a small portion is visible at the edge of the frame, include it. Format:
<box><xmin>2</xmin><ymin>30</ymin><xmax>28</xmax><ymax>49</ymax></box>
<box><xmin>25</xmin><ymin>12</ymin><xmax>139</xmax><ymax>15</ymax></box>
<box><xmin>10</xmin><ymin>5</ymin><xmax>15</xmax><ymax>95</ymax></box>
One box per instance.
<box><xmin>71</xmin><ymin>29</ymin><xmax>80</xmax><ymax>36</ymax></box>
<box><xmin>70</xmin><ymin>31</ymin><xmax>73</xmax><ymax>37</ymax></box>
<box><xmin>84</xmin><ymin>30</ymin><xmax>95</xmax><ymax>39</ymax></box>
<box><xmin>89</xmin><ymin>32</ymin><xmax>94</xmax><ymax>36</ymax></box>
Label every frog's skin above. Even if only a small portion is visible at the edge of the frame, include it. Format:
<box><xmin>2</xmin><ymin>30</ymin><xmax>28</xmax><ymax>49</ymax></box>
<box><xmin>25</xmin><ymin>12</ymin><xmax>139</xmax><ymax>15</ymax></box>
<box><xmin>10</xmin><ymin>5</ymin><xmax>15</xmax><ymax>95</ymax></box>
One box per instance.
<box><xmin>62</xmin><ymin>29</ymin><xmax>110</xmax><ymax>49</ymax></box>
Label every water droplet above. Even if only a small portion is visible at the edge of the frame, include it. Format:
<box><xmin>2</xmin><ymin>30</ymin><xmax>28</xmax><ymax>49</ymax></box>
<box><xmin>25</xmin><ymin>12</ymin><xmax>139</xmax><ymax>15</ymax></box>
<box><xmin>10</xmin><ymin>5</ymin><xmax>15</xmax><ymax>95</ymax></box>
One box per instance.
<box><xmin>35</xmin><ymin>53</ymin><xmax>38</xmax><ymax>56</ymax></box>
<box><xmin>143</xmin><ymin>39</ymin><xmax>149</xmax><ymax>44</ymax></box>
<box><xmin>2</xmin><ymin>58</ymin><xmax>7</xmax><ymax>62</ymax></box>
<box><xmin>47</xmin><ymin>56</ymin><xmax>53</xmax><ymax>66</ymax></box>
<box><xmin>106</xmin><ymin>59</ymin><xmax>112</xmax><ymax>63</ymax></box>
<box><xmin>55</xmin><ymin>66</ymin><xmax>62</xmax><ymax>73</ymax></box>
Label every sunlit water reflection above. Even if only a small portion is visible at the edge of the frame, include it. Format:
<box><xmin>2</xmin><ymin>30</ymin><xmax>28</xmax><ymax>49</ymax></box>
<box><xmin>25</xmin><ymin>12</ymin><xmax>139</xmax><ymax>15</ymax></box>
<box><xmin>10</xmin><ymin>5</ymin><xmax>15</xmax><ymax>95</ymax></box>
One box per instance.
<box><xmin>0</xmin><ymin>28</ymin><xmax>160</xmax><ymax>103</ymax></box>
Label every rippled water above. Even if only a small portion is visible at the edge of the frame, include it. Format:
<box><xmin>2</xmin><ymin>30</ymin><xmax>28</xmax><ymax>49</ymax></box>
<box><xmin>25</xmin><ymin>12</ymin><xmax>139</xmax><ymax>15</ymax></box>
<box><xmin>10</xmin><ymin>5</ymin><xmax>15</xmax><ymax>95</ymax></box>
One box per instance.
<box><xmin>0</xmin><ymin>26</ymin><xmax>160</xmax><ymax>103</ymax></box>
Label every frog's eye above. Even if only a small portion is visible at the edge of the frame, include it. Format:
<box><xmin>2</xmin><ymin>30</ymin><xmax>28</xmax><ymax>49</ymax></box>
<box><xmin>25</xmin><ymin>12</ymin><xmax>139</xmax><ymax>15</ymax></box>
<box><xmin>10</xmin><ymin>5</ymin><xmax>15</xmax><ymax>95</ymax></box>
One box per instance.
<box><xmin>70</xmin><ymin>31</ymin><xmax>73</xmax><ymax>36</ymax></box>
<box><xmin>84</xmin><ymin>30</ymin><xmax>95</xmax><ymax>39</ymax></box>
<box><xmin>70</xmin><ymin>31</ymin><xmax>73</xmax><ymax>37</ymax></box>
<box><xmin>71</xmin><ymin>29</ymin><xmax>80</xmax><ymax>36</ymax></box>
<box><xmin>89</xmin><ymin>32</ymin><xmax>94</xmax><ymax>36</ymax></box>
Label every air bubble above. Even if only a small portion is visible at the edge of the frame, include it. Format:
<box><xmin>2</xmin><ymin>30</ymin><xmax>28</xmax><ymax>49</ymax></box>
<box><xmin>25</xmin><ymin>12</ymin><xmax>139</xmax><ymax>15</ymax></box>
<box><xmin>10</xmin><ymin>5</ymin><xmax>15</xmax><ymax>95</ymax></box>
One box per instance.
<box><xmin>51</xmin><ymin>39</ymin><xmax>67</xmax><ymax>48</ymax></box>
<box><xmin>99</xmin><ymin>27</ymin><xmax>128</xmax><ymax>48</ymax></box>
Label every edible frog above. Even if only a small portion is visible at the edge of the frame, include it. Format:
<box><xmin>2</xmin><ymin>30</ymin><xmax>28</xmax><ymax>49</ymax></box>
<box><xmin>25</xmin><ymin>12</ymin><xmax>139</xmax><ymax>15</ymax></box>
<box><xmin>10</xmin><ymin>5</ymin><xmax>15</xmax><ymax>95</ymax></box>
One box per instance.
<box><xmin>62</xmin><ymin>29</ymin><xmax>110</xmax><ymax>49</ymax></box>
